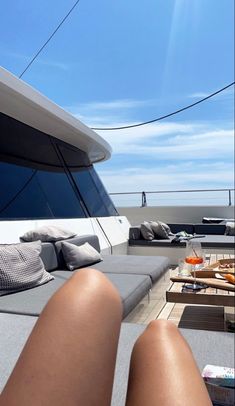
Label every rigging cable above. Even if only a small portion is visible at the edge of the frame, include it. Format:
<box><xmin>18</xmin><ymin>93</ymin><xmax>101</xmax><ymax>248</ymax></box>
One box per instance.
<box><xmin>91</xmin><ymin>81</ymin><xmax>235</xmax><ymax>130</ymax></box>
<box><xmin>19</xmin><ymin>0</ymin><xmax>80</xmax><ymax>78</ymax></box>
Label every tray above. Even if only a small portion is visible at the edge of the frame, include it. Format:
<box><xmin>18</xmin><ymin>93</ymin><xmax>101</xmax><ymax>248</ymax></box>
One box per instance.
<box><xmin>193</xmin><ymin>270</ymin><xmax>234</xmax><ymax>279</ymax></box>
<box><xmin>202</xmin><ymin>258</ymin><xmax>235</xmax><ymax>274</ymax></box>
<box><xmin>171</xmin><ymin>276</ymin><xmax>235</xmax><ymax>292</ymax></box>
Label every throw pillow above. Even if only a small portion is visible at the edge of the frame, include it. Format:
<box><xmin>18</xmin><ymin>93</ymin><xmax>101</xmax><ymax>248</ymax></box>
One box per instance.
<box><xmin>150</xmin><ymin>221</ymin><xmax>170</xmax><ymax>239</ymax></box>
<box><xmin>20</xmin><ymin>225</ymin><xmax>77</xmax><ymax>242</ymax></box>
<box><xmin>225</xmin><ymin>222</ymin><xmax>235</xmax><ymax>236</ymax></box>
<box><xmin>61</xmin><ymin>241</ymin><xmax>102</xmax><ymax>271</ymax></box>
<box><xmin>159</xmin><ymin>221</ymin><xmax>172</xmax><ymax>235</ymax></box>
<box><xmin>140</xmin><ymin>222</ymin><xmax>154</xmax><ymax>240</ymax></box>
<box><xmin>0</xmin><ymin>241</ymin><xmax>54</xmax><ymax>296</ymax></box>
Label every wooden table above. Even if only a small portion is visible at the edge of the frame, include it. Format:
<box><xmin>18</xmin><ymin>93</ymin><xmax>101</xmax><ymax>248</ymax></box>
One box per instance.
<box><xmin>166</xmin><ymin>254</ymin><xmax>235</xmax><ymax>331</ymax></box>
<box><xmin>166</xmin><ymin>254</ymin><xmax>235</xmax><ymax>307</ymax></box>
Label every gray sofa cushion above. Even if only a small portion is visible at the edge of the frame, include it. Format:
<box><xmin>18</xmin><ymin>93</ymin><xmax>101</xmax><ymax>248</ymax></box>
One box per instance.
<box><xmin>129</xmin><ymin>224</ymin><xmax>195</xmax><ymax>240</ymax></box>
<box><xmin>194</xmin><ymin>224</ymin><xmax>226</xmax><ymax>235</ymax></box>
<box><xmin>0</xmin><ymin>269</ymin><xmax>151</xmax><ymax>318</ymax></box>
<box><xmin>0</xmin><ymin>317</ymin><xmax>234</xmax><ymax>405</ymax></box>
<box><xmin>51</xmin><ymin>270</ymin><xmax>151</xmax><ymax>318</ymax></box>
<box><xmin>104</xmin><ymin>274</ymin><xmax>151</xmax><ymax>318</ymax></box>
<box><xmin>129</xmin><ymin>234</ymin><xmax>235</xmax><ymax>249</ymax></box>
<box><xmin>93</xmin><ymin>255</ymin><xmax>170</xmax><ymax>284</ymax></box>
<box><xmin>55</xmin><ymin>235</ymin><xmax>101</xmax><ymax>268</ymax></box>
<box><xmin>129</xmin><ymin>235</ymin><xmax>177</xmax><ymax>247</ymax></box>
<box><xmin>129</xmin><ymin>226</ymin><xmax>141</xmax><ymax>240</ymax></box>
<box><xmin>0</xmin><ymin>313</ymin><xmax>37</xmax><ymax>392</ymax></box>
<box><xmin>167</xmin><ymin>224</ymin><xmax>195</xmax><ymax>234</ymax></box>
<box><xmin>61</xmin><ymin>241</ymin><xmax>102</xmax><ymax>270</ymax></box>
<box><xmin>40</xmin><ymin>243</ymin><xmax>58</xmax><ymax>271</ymax></box>
<box><xmin>0</xmin><ymin>275</ymin><xmax>66</xmax><ymax>316</ymax></box>
<box><xmin>112</xmin><ymin>324</ymin><xmax>235</xmax><ymax>406</ymax></box>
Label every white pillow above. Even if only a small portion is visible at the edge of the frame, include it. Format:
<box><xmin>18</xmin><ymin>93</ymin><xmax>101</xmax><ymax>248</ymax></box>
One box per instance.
<box><xmin>61</xmin><ymin>241</ymin><xmax>102</xmax><ymax>271</ymax></box>
<box><xmin>20</xmin><ymin>225</ymin><xmax>77</xmax><ymax>242</ymax></box>
<box><xmin>0</xmin><ymin>241</ymin><xmax>54</xmax><ymax>296</ymax></box>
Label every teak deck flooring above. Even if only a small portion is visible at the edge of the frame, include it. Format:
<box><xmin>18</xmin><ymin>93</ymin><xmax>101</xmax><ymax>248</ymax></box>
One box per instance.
<box><xmin>124</xmin><ymin>254</ymin><xmax>235</xmax><ymax>332</ymax></box>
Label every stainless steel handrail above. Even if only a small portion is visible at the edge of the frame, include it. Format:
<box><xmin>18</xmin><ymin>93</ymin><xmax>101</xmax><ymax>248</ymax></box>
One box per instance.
<box><xmin>109</xmin><ymin>188</ymin><xmax>235</xmax><ymax>207</ymax></box>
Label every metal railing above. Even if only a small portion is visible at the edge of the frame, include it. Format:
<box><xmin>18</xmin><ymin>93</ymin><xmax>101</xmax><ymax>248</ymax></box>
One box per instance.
<box><xmin>109</xmin><ymin>188</ymin><xmax>235</xmax><ymax>207</ymax></box>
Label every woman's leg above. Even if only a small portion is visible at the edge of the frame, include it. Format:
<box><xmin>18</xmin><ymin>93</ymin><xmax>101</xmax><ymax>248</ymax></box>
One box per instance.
<box><xmin>0</xmin><ymin>268</ymin><xmax>122</xmax><ymax>406</ymax></box>
<box><xmin>125</xmin><ymin>320</ymin><xmax>212</xmax><ymax>406</ymax></box>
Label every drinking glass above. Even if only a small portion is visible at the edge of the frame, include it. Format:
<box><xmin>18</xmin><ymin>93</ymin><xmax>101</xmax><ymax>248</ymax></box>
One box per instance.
<box><xmin>184</xmin><ymin>240</ymin><xmax>204</xmax><ymax>291</ymax></box>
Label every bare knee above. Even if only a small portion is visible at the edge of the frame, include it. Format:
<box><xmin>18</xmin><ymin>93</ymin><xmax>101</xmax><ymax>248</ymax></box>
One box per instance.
<box><xmin>146</xmin><ymin>319</ymin><xmax>177</xmax><ymax>335</ymax></box>
<box><xmin>73</xmin><ymin>268</ymin><xmax>121</xmax><ymax>304</ymax></box>
<box><xmin>48</xmin><ymin>268</ymin><xmax>122</xmax><ymax>316</ymax></box>
<box><xmin>133</xmin><ymin>320</ymin><xmax>179</xmax><ymax>352</ymax></box>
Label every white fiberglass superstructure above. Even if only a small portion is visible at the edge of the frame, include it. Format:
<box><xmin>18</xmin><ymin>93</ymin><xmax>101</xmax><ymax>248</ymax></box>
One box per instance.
<box><xmin>0</xmin><ymin>67</ymin><xmax>130</xmax><ymax>252</ymax></box>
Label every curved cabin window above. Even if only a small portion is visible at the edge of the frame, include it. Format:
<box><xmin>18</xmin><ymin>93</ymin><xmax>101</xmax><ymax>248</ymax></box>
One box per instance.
<box><xmin>57</xmin><ymin>143</ymin><xmax>118</xmax><ymax>217</ymax></box>
<box><xmin>0</xmin><ymin>113</ymin><xmax>117</xmax><ymax>219</ymax></box>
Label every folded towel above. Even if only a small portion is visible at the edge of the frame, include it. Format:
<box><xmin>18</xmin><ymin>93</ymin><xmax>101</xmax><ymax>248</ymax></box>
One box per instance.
<box><xmin>171</xmin><ymin>234</ymin><xmax>206</xmax><ymax>244</ymax></box>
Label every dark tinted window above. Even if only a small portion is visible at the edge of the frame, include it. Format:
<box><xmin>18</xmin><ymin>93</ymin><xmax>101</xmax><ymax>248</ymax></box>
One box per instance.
<box><xmin>58</xmin><ymin>144</ymin><xmax>118</xmax><ymax>217</ymax></box>
<box><xmin>90</xmin><ymin>167</ymin><xmax>118</xmax><ymax>216</ymax></box>
<box><xmin>0</xmin><ymin>112</ymin><xmax>117</xmax><ymax>219</ymax></box>
<box><xmin>0</xmin><ymin>113</ymin><xmax>86</xmax><ymax>219</ymax></box>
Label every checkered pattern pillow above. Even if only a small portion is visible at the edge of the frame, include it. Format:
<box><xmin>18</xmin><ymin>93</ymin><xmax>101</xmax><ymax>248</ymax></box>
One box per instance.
<box><xmin>0</xmin><ymin>241</ymin><xmax>54</xmax><ymax>296</ymax></box>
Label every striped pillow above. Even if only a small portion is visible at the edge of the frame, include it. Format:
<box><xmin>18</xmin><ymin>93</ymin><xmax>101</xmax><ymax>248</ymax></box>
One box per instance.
<box><xmin>0</xmin><ymin>241</ymin><xmax>54</xmax><ymax>296</ymax></box>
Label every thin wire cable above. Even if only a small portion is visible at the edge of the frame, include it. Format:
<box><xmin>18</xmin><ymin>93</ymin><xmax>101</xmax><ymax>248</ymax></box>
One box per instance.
<box><xmin>19</xmin><ymin>0</ymin><xmax>81</xmax><ymax>78</ymax></box>
<box><xmin>91</xmin><ymin>81</ymin><xmax>235</xmax><ymax>130</ymax></box>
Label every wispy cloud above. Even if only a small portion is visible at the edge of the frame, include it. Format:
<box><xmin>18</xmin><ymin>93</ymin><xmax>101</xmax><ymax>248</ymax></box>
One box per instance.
<box><xmin>189</xmin><ymin>92</ymin><xmax>209</xmax><ymax>99</ymax></box>
<box><xmin>189</xmin><ymin>86</ymin><xmax>234</xmax><ymax>100</ymax></box>
<box><xmin>75</xmin><ymin>99</ymin><xmax>154</xmax><ymax>111</ymax></box>
<box><xmin>3</xmin><ymin>50</ymin><xmax>68</xmax><ymax>70</ymax></box>
<box><xmin>97</xmin><ymin>124</ymin><xmax>234</xmax><ymax>161</ymax></box>
<box><xmin>66</xmin><ymin>99</ymin><xmax>156</xmax><ymax>123</ymax></box>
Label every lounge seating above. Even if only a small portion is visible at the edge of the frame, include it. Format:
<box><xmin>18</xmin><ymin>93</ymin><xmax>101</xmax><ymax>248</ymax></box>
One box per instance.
<box><xmin>129</xmin><ymin>223</ymin><xmax>235</xmax><ymax>265</ymax></box>
<box><xmin>0</xmin><ymin>313</ymin><xmax>234</xmax><ymax>404</ymax></box>
<box><xmin>0</xmin><ymin>234</ymin><xmax>170</xmax><ymax>318</ymax></box>
<box><xmin>0</xmin><ymin>233</ymin><xmax>171</xmax><ymax>401</ymax></box>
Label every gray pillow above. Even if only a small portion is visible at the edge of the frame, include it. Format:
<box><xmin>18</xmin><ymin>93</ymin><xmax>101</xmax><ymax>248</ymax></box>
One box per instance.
<box><xmin>0</xmin><ymin>241</ymin><xmax>54</xmax><ymax>296</ymax></box>
<box><xmin>159</xmin><ymin>221</ymin><xmax>172</xmax><ymax>235</ymax></box>
<box><xmin>140</xmin><ymin>222</ymin><xmax>154</xmax><ymax>240</ymax></box>
<box><xmin>61</xmin><ymin>241</ymin><xmax>102</xmax><ymax>271</ymax></box>
<box><xmin>150</xmin><ymin>221</ymin><xmax>170</xmax><ymax>239</ymax></box>
<box><xmin>20</xmin><ymin>225</ymin><xmax>77</xmax><ymax>242</ymax></box>
<box><xmin>225</xmin><ymin>222</ymin><xmax>235</xmax><ymax>236</ymax></box>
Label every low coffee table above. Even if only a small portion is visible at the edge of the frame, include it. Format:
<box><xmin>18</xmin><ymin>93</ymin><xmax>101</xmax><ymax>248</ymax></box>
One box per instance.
<box><xmin>166</xmin><ymin>254</ymin><xmax>235</xmax><ymax>331</ymax></box>
<box><xmin>166</xmin><ymin>276</ymin><xmax>234</xmax><ymax>307</ymax></box>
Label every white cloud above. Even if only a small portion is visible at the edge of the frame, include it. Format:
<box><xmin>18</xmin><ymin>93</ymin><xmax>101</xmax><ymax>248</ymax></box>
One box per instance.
<box><xmin>96</xmin><ymin>125</ymin><xmax>233</xmax><ymax>160</ymax></box>
<box><xmin>68</xmin><ymin>98</ymin><xmax>233</xmax><ymax>164</ymax></box>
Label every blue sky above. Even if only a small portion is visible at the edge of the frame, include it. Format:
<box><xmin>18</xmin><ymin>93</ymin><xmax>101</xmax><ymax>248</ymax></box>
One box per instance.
<box><xmin>1</xmin><ymin>0</ymin><xmax>234</xmax><ymax>206</ymax></box>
